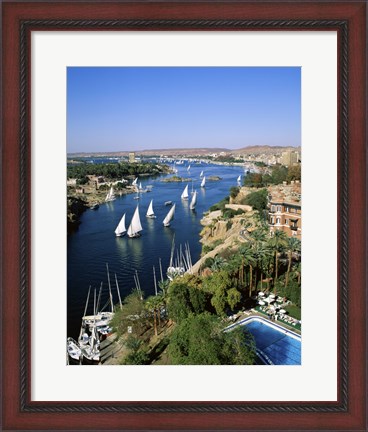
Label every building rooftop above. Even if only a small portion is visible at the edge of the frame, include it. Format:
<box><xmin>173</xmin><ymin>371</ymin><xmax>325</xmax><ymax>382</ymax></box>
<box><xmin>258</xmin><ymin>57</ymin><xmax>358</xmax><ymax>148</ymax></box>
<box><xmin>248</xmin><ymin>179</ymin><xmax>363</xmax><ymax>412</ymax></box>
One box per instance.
<box><xmin>268</xmin><ymin>181</ymin><xmax>301</xmax><ymax>206</ymax></box>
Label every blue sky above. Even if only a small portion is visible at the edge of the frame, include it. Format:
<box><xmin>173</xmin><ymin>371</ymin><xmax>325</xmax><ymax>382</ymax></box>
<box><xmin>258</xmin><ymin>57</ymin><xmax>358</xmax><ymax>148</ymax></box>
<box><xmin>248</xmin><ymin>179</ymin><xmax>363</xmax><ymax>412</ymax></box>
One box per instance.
<box><xmin>67</xmin><ymin>67</ymin><xmax>300</xmax><ymax>153</ymax></box>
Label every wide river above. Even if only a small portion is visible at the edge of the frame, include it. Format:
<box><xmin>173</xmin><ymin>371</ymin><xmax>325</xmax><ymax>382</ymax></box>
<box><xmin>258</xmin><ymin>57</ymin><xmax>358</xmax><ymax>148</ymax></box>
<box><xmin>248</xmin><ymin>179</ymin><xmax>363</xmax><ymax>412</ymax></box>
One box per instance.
<box><xmin>67</xmin><ymin>163</ymin><xmax>245</xmax><ymax>339</ymax></box>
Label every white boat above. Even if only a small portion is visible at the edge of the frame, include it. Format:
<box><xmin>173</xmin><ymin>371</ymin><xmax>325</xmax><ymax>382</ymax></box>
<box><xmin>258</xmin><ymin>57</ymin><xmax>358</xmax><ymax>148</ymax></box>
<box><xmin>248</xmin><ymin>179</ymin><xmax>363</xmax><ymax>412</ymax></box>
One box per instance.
<box><xmin>114</xmin><ymin>213</ymin><xmax>126</xmax><ymax>237</ymax></box>
<box><xmin>237</xmin><ymin>175</ymin><xmax>241</xmax><ymax>183</ymax></box>
<box><xmin>163</xmin><ymin>203</ymin><xmax>176</xmax><ymax>227</ymax></box>
<box><xmin>139</xmin><ymin>182</ymin><xmax>143</xmax><ymax>190</ymax></box>
<box><xmin>181</xmin><ymin>184</ymin><xmax>189</xmax><ymax>200</ymax></box>
<box><xmin>200</xmin><ymin>176</ymin><xmax>206</xmax><ymax>188</ymax></box>
<box><xmin>187</xmin><ymin>165</ymin><xmax>191</xmax><ymax>171</ymax></box>
<box><xmin>165</xmin><ymin>201</ymin><xmax>172</xmax><ymax>206</ymax></box>
<box><xmin>189</xmin><ymin>190</ymin><xmax>197</xmax><ymax>210</ymax></box>
<box><xmin>146</xmin><ymin>199</ymin><xmax>156</xmax><ymax>218</ymax></box>
<box><xmin>132</xmin><ymin>177</ymin><xmax>138</xmax><ymax>186</ymax></box>
<box><xmin>67</xmin><ymin>337</ymin><xmax>82</xmax><ymax>362</ymax></box>
<box><xmin>200</xmin><ymin>170</ymin><xmax>204</xmax><ymax>178</ymax></box>
<box><xmin>127</xmin><ymin>205</ymin><xmax>143</xmax><ymax>238</ymax></box>
<box><xmin>105</xmin><ymin>186</ymin><xmax>116</xmax><ymax>202</ymax></box>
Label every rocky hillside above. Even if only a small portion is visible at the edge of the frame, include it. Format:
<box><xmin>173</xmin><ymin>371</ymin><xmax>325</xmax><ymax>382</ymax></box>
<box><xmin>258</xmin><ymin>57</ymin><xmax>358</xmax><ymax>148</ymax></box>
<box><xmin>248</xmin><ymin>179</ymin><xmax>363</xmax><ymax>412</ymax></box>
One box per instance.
<box><xmin>191</xmin><ymin>206</ymin><xmax>260</xmax><ymax>274</ymax></box>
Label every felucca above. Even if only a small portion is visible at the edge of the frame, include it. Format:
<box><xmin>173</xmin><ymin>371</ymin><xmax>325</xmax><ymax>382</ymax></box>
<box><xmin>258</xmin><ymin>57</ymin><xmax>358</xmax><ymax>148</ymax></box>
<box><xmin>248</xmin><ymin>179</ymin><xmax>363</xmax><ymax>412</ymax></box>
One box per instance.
<box><xmin>127</xmin><ymin>205</ymin><xmax>143</xmax><ymax>238</ymax></box>
<box><xmin>190</xmin><ymin>190</ymin><xmax>197</xmax><ymax>210</ymax></box>
<box><xmin>200</xmin><ymin>176</ymin><xmax>206</xmax><ymax>188</ymax></box>
<box><xmin>146</xmin><ymin>199</ymin><xmax>156</xmax><ymax>218</ymax></box>
<box><xmin>181</xmin><ymin>184</ymin><xmax>189</xmax><ymax>200</ymax></box>
<box><xmin>105</xmin><ymin>186</ymin><xmax>116</xmax><ymax>202</ymax></box>
<box><xmin>114</xmin><ymin>213</ymin><xmax>126</xmax><ymax>236</ymax></box>
<box><xmin>163</xmin><ymin>203</ymin><xmax>176</xmax><ymax>227</ymax></box>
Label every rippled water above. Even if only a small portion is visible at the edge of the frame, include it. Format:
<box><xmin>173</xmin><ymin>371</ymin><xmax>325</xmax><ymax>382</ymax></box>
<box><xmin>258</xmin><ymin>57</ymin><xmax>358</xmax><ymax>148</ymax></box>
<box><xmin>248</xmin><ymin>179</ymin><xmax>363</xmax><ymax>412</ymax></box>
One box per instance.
<box><xmin>67</xmin><ymin>163</ymin><xmax>244</xmax><ymax>338</ymax></box>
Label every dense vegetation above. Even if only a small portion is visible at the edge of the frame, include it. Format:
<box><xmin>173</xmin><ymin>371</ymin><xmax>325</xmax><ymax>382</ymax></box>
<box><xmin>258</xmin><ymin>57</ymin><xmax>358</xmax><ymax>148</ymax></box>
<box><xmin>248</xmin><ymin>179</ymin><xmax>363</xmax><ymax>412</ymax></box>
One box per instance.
<box><xmin>243</xmin><ymin>164</ymin><xmax>301</xmax><ymax>188</ymax></box>
<box><xmin>67</xmin><ymin>161</ymin><xmax>169</xmax><ymax>182</ymax></box>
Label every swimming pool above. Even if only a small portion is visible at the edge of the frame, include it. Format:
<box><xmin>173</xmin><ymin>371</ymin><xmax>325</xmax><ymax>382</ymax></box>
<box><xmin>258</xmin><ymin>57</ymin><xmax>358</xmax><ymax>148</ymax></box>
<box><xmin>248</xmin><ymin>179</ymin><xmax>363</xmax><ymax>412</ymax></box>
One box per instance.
<box><xmin>228</xmin><ymin>317</ymin><xmax>301</xmax><ymax>365</ymax></box>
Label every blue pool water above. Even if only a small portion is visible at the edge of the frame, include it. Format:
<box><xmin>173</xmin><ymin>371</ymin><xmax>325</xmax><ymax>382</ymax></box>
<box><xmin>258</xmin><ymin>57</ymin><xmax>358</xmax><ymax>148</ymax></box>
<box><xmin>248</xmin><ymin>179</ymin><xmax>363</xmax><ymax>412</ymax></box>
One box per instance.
<box><xmin>241</xmin><ymin>319</ymin><xmax>301</xmax><ymax>365</ymax></box>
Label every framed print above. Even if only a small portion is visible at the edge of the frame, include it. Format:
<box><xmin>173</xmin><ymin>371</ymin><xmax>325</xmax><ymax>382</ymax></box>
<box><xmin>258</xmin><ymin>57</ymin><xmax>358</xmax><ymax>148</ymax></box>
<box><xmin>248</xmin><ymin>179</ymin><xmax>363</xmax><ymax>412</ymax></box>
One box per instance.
<box><xmin>1</xmin><ymin>1</ymin><xmax>366</xmax><ymax>431</ymax></box>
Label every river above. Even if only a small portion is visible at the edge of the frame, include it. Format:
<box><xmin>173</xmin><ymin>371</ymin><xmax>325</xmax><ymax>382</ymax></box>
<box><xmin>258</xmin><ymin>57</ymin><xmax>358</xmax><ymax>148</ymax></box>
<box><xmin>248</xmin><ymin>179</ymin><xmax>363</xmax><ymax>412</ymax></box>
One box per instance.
<box><xmin>67</xmin><ymin>162</ymin><xmax>245</xmax><ymax>339</ymax></box>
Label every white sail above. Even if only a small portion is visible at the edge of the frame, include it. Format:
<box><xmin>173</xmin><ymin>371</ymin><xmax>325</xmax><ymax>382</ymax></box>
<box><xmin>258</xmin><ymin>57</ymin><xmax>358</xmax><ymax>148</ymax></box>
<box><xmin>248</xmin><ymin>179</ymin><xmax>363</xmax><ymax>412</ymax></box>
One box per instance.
<box><xmin>201</xmin><ymin>176</ymin><xmax>206</xmax><ymax>188</ymax></box>
<box><xmin>237</xmin><ymin>175</ymin><xmax>241</xmax><ymax>182</ymax></box>
<box><xmin>114</xmin><ymin>213</ymin><xmax>126</xmax><ymax>236</ymax></box>
<box><xmin>146</xmin><ymin>200</ymin><xmax>156</xmax><ymax>218</ymax></box>
<box><xmin>181</xmin><ymin>184</ymin><xmax>189</xmax><ymax>200</ymax></box>
<box><xmin>163</xmin><ymin>204</ymin><xmax>176</xmax><ymax>226</ymax></box>
<box><xmin>139</xmin><ymin>182</ymin><xmax>142</xmax><ymax>190</ymax></box>
<box><xmin>200</xmin><ymin>170</ymin><xmax>204</xmax><ymax>177</ymax></box>
<box><xmin>127</xmin><ymin>205</ymin><xmax>143</xmax><ymax>237</ymax></box>
<box><xmin>190</xmin><ymin>191</ymin><xmax>197</xmax><ymax>210</ymax></box>
<box><xmin>132</xmin><ymin>177</ymin><xmax>138</xmax><ymax>186</ymax></box>
<box><xmin>187</xmin><ymin>165</ymin><xmax>191</xmax><ymax>171</ymax></box>
<box><xmin>105</xmin><ymin>186</ymin><xmax>116</xmax><ymax>202</ymax></box>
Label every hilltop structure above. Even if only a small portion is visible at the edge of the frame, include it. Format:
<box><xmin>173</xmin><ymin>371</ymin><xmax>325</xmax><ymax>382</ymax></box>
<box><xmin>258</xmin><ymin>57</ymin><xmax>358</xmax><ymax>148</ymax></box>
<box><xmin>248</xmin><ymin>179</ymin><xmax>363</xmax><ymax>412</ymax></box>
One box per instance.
<box><xmin>267</xmin><ymin>181</ymin><xmax>301</xmax><ymax>239</ymax></box>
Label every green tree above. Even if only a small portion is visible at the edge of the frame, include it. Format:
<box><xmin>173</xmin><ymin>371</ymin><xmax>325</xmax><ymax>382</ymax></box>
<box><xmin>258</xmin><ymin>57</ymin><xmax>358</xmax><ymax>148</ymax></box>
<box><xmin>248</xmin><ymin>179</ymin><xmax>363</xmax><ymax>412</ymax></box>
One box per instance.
<box><xmin>244</xmin><ymin>189</ymin><xmax>268</xmax><ymax>212</ymax></box>
<box><xmin>239</xmin><ymin>243</ymin><xmax>256</xmax><ymax>297</ymax></box>
<box><xmin>268</xmin><ymin>231</ymin><xmax>288</xmax><ymax>291</ymax></box>
<box><xmin>285</xmin><ymin>237</ymin><xmax>301</xmax><ymax>288</ymax></box>
<box><xmin>167</xmin><ymin>313</ymin><xmax>256</xmax><ymax>365</ymax></box>
<box><xmin>166</xmin><ymin>281</ymin><xmax>192</xmax><ymax>323</ymax></box>
<box><xmin>227</xmin><ymin>287</ymin><xmax>241</xmax><ymax>310</ymax></box>
<box><xmin>203</xmin><ymin>270</ymin><xmax>233</xmax><ymax>316</ymax></box>
<box><xmin>286</xmin><ymin>164</ymin><xmax>301</xmax><ymax>182</ymax></box>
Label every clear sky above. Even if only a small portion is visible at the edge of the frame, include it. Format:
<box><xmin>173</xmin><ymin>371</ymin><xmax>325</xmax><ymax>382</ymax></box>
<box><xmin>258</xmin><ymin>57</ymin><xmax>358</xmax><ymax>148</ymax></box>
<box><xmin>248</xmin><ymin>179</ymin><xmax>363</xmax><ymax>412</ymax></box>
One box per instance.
<box><xmin>67</xmin><ymin>67</ymin><xmax>300</xmax><ymax>153</ymax></box>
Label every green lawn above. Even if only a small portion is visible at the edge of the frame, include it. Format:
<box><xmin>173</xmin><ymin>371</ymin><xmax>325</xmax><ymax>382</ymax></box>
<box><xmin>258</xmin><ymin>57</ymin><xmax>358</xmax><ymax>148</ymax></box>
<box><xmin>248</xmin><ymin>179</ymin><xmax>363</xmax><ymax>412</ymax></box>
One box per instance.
<box><xmin>284</xmin><ymin>305</ymin><xmax>301</xmax><ymax>320</ymax></box>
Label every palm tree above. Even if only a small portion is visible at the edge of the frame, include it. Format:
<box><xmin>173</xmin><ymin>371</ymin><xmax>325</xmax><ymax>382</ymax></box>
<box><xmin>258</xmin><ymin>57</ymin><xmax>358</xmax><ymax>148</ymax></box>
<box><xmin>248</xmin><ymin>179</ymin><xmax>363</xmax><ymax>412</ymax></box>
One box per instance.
<box><xmin>144</xmin><ymin>295</ymin><xmax>162</xmax><ymax>337</ymax></box>
<box><xmin>285</xmin><ymin>237</ymin><xmax>301</xmax><ymax>287</ymax></box>
<box><xmin>292</xmin><ymin>262</ymin><xmax>301</xmax><ymax>285</ymax></box>
<box><xmin>210</xmin><ymin>255</ymin><xmax>226</xmax><ymax>272</ymax></box>
<box><xmin>268</xmin><ymin>230</ymin><xmax>288</xmax><ymax>290</ymax></box>
<box><xmin>253</xmin><ymin>242</ymin><xmax>272</xmax><ymax>292</ymax></box>
<box><xmin>239</xmin><ymin>243</ymin><xmax>256</xmax><ymax>297</ymax></box>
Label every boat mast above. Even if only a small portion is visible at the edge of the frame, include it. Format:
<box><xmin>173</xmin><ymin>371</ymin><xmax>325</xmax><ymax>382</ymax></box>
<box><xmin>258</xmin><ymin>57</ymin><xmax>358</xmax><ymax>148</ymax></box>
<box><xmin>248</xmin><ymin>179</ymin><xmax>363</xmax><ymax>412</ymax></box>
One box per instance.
<box><xmin>153</xmin><ymin>266</ymin><xmax>158</xmax><ymax>295</ymax></box>
<box><xmin>114</xmin><ymin>273</ymin><xmax>123</xmax><ymax>309</ymax></box>
<box><xmin>106</xmin><ymin>263</ymin><xmax>114</xmax><ymax>313</ymax></box>
<box><xmin>79</xmin><ymin>286</ymin><xmax>91</xmax><ymax>341</ymax></box>
<box><xmin>159</xmin><ymin>258</ymin><xmax>163</xmax><ymax>282</ymax></box>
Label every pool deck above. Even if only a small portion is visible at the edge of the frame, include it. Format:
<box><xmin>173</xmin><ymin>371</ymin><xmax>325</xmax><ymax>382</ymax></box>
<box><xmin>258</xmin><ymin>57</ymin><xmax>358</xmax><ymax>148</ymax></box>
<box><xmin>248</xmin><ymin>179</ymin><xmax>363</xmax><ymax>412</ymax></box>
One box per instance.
<box><xmin>226</xmin><ymin>309</ymin><xmax>301</xmax><ymax>335</ymax></box>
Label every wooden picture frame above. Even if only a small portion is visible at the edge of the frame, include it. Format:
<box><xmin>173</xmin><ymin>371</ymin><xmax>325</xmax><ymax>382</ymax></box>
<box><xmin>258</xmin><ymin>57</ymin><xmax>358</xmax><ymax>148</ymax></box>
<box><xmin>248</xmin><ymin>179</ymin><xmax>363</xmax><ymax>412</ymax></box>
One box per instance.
<box><xmin>2</xmin><ymin>1</ymin><xmax>366</xmax><ymax>430</ymax></box>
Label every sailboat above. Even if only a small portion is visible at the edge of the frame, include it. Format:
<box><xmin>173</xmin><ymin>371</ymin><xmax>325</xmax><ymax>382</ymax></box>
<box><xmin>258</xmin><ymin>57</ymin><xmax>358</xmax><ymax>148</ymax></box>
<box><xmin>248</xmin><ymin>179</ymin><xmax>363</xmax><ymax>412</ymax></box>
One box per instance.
<box><xmin>67</xmin><ymin>337</ymin><xmax>82</xmax><ymax>363</ymax></box>
<box><xmin>190</xmin><ymin>190</ymin><xmax>197</xmax><ymax>210</ymax></box>
<box><xmin>200</xmin><ymin>176</ymin><xmax>206</xmax><ymax>188</ymax></box>
<box><xmin>127</xmin><ymin>205</ymin><xmax>143</xmax><ymax>238</ymax></box>
<box><xmin>132</xmin><ymin>177</ymin><xmax>138</xmax><ymax>186</ymax></box>
<box><xmin>200</xmin><ymin>170</ymin><xmax>204</xmax><ymax>178</ymax></box>
<box><xmin>163</xmin><ymin>203</ymin><xmax>176</xmax><ymax>227</ymax></box>
<box><xmin>146</xmin><ymin>199</ymin><xmax>156</xmax><ymax>218</ymax></box>
<box><xmin>139</xmin><ymin>182</ymin><xmax>143</xmax><ymax>191</ymax></box>
<box><xmin>181</xmin><ymin>184</ymin><xmax>189</xmax><ymax>200</ymax></box>
<box><xmin>114</xmin><ymin>213</ymin><xmax>126</xmax><ymax>236</ymax></box>
<box><xmin>237</xmin><ymin>175</ymin><xmax>241</xmax><ymax>183</ymax></box>
<box><xmin>187</xmin><ymin>165</ymin><xmax>191</xmax><ymax>171</ymax></box>
<box><xmin>105</xmin><ymin>186</ymin><xmax>116</xmax><ymax>202</ymax></box>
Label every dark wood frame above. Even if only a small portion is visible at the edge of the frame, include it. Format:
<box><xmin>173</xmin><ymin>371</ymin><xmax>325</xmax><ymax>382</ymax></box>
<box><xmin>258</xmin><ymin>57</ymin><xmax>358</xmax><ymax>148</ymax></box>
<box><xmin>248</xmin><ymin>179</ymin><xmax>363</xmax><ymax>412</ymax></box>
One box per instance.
<box><xmin>1</xmin><ymin>1</ymin><xmax>366</xmax><ymax>431</ymax></box>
